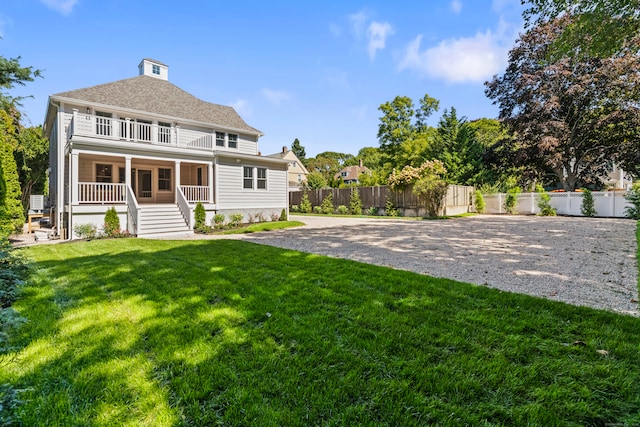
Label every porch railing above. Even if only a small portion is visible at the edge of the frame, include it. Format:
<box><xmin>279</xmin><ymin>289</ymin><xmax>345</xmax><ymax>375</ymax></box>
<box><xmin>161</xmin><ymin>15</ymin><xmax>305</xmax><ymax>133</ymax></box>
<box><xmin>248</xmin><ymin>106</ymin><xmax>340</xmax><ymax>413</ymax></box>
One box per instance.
<box><xmin>69</xmin><ymin>111</ymin><xmax>216</xmax><ymax>151</ymax></box>
<box><xmin>78</xmin><ymin>182</ymin><xmax>126</xmax><ymax>204</ymax></box>
<box><xmin>180</xmin><ymin>185</ymin><xmax>210</xmax><ymax>203</ymax></box>
<box><xmin>176</xmin><ymin>187</ymin><xmax>193</xmax><ymax>230</ymax></box>
<box><xmin>126</xmin><ymin>185</ymin><xmax>140</xmax><ymax>236</ymax></box>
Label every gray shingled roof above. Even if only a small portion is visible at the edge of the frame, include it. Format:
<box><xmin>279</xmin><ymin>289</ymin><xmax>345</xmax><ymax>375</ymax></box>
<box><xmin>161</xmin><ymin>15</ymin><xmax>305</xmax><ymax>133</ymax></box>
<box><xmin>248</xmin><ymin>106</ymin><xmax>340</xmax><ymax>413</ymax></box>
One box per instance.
<box><xmin>52</xmin><ymin>75</ymin><xmax>261</xmax><ymax>135</ymax></box>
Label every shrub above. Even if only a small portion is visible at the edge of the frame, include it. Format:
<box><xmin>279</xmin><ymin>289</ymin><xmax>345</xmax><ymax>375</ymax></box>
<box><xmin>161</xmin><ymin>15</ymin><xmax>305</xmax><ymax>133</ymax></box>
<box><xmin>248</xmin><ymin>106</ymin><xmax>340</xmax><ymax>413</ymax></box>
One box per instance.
<box><xmin>194</xmin><ymin>202</ymin><xmax>206</xmax><ymax>231</ymax></box>
<box><xmin>299</xmin><ymin>192</ymin><xmax>312</xmax><ymax>213</ymax></box>
<box><xmin>536</xmin><ymin>185</ymin><xmax>556</xmax><ymax>216</ymax></box>
<box><xmin>256</xmin><ymin>212</ymin><xmax>266</xmax><ymax>223</ymax></box>
<box><xmin>390</xmin><ymin>160</ymin><xmax>448</xmax><ymax>217</ymax></box>
<box><xmin>349</xmin><ymin>188</ymin><xmax>363</xmax><ymax>215</ymax></box>
<box><xmin>474</xmin><ymin>190</ymin><xmax>485</xmax><ymax>213</ymax></box>
<box><xmin>504</xmin><ymin>186</ymin><xmax>521</xmax><ymax>214</ymax></box>
<box><xmin>313</xmin><ymin>206</ymin><xmax>322</xmax><ymax>214</ymax></box>
<box><xmin>385</xmin><ymin>197</ymin><xmax>398</xmax><ymax>217</ymax></box>
<box><xmin>320</xmin><ymin>193</ymin><xmax>334</xmax><ymax>214</ymax></box>
<box><xmin>247</xmin><ymin>213</ymin><xmax>256</xmax><ymax>224</ymax></box>
<box><xmin>0</xmin><ymin>238</ymin><xmax>27</xmax><ymax>309</ymax></box>
<box><xmin>290</xmin><ymin>205</ymin><xmax>299</xmax><ymax>213</ymax></box>
<box><xmin>624</xmin><ymin>183</ymin><xmax>640</xmax><ymax>219</ymax></box>
<box><xmin>0</xmin><ymin>383</ymin><xmax>28</xmax><ymax>426</ymax></box>
<box><xmin>212</xmin><ymin>213</ymin><xmax>225</xmax><ymax>229</ymax></box>
<box><xmin>73</xmin><ymin>223</ymin><xmax>97</xmax><ymax>240</ymax></box>
<box><xmin>279</xmin><ymin>208</ymin><xmax>287</xmax><ymax>221</ymax></box>
<box><xmin>337</xmin><ymin>205</ymin><xmax>348</xmax><ymax>215</ymax></box>
<box><xmin>229</xmin><ymin>213</ymin><xmax>243</xmax><ymax>228</ymax></box>
<box><xmin>581</xmin><ymin>188</ymin><xmax>597</xmax><ymax>217</ymax></box>
<box><xmin>270</xmin><ymin>212</ymin><xmax>280</xmax><ymax>222</ymax></box>
<box><xmin>103</xmin><ymin>207</ymin><xmax>121</xmax><ymax>236</ymax></box>
<box><xmin>367</xmin><ymin>206</ymin><xmax>378</xmax><ymax>216</ymax></box>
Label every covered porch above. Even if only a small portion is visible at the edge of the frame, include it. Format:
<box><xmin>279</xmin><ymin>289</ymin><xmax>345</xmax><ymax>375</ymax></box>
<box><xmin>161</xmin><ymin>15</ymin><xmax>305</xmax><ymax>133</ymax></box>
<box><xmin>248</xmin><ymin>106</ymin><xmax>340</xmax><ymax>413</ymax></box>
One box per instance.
<box><xmin>71</xmin><ymin>152</ymin><xmax>214</xmax><ymax>205</ymax></box>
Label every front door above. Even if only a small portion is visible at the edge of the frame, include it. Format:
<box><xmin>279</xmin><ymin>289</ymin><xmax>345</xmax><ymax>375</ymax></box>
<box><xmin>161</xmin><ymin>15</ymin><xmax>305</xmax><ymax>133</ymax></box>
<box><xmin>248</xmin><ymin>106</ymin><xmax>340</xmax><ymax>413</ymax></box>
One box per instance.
<box><xmin>137</xmin><ymin>169</ymin><xmax>152</xmax><ymax>200</ymax></box>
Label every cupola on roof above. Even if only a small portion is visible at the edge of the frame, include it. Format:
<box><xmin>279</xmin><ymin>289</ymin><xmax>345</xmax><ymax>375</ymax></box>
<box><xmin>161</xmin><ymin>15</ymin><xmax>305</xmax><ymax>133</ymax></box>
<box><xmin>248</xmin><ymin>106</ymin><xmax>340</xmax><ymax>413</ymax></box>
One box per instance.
<box><xmin>138</xmin><ymin>58</ymin><xmax>169</xmax><ymax>81</ymax></box>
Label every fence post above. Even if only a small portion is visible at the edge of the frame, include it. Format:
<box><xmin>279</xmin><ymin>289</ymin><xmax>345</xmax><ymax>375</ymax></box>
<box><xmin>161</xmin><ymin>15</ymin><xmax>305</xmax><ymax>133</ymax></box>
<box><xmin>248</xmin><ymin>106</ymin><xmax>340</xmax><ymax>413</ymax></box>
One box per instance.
<box><xmin>530</xmin><ymin>192</ymin><xmax>535</xmax><ymax>214</ymax></box>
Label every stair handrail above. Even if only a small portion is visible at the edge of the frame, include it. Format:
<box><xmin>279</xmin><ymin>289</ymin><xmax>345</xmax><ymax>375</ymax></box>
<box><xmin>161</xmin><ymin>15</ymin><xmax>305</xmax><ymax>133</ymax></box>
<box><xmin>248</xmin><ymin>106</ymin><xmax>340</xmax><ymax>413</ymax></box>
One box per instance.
<box><xmin>176</xmin><ymin>187</ymin><xmax>193</xmax><ymax>230</ymax></box>
<box><xmin>126</xmin><ymin>185</ymin><xmax>141</xmax><ymax>236</ymax></box>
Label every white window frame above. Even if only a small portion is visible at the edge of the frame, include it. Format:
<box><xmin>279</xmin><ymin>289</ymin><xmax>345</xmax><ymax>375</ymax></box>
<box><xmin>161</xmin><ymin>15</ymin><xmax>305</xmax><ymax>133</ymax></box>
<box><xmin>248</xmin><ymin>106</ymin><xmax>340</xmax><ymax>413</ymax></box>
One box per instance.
<box><xmin>216</xmin><ymin>131</ymin><xmax>225</xmax><ymax>147</ymax></box>
<box><xmin>257</xmin><ymin>168</ymin><xmax>267</xmax><ymax>190</ymax></box>
<box><xmin>228</xmin><ymin>133</ymin><xmax>238</xmax><ymax>149</ymax></box>
<box><xmin>152</xmin><ymin>64</ymin><xmax>160</xmax><ymax>75</ymax></box>
<box><xmin>243</xmin><ymin>166</ymin><xmax>253</xmax><ymax>189</ymax></box>
<box><xmin>158</xmin><ymin>168</ymin><xmax>172</xmax><ymax>191</ymax></box>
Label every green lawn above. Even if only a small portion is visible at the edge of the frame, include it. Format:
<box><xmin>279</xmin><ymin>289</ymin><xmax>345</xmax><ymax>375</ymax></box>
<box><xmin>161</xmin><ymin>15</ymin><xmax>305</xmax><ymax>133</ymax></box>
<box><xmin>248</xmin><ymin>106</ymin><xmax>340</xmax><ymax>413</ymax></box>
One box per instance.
<box><xmin>2</xmin><ymin>237</ymin><xmax>639</xmax><ymax>426</ymax></box>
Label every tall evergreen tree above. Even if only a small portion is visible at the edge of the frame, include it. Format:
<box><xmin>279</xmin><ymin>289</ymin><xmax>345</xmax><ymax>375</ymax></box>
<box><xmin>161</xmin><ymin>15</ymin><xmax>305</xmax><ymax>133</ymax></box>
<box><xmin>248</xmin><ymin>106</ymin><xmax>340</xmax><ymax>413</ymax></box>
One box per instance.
<box><xmin>291</xmin><ymin>138</ymin><xmax>306</xmax><ymax>162</ymax></box>
<box><xmin>429</xmin><ymin>108</ymin><xmax>484</xmax><ymax>186</ymax></box>
<box><xmin>0</xmin><ymin>109</ymin><xmax>25</xmax><ymax>235</ymax></box>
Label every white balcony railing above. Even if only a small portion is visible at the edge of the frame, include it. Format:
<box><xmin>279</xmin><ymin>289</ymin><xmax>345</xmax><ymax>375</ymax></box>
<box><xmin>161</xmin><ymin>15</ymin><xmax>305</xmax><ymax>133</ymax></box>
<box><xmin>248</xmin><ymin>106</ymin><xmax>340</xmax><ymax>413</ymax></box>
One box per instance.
<box><xmin>69</xmin><ymin>111</ymin><xmax>215</xmax><ymax>151</ymax></box>
<box><xmin>180</xmin><ymin>185</ymin><xmax>210</xmax><ymax>203</ymax></box>
<box><xmin>78</xmin><ymin>182</ymin><xmax>127</xmax><ymax>204</ymax></box>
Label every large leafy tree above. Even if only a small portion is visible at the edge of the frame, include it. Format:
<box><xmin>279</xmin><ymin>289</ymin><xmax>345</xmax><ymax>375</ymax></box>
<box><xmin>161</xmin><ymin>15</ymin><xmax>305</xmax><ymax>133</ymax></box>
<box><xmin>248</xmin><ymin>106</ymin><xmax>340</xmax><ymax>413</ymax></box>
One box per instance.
<box><xmin>377</xmin><ymin>94</ymin><xmax>439</xmax><ymax>161</ymax></box>
<box><xmin>523</xmin><ymin>0</ymin><xmax>640</xmax><ymax>58</ymax></box>
<box><xmin>16</xmin><ymin>125</ymin><xmax>49</xmax><ymax>210</ymax></box>
<box><xmin>305</xmin><ymin>151</ymin><xmax>354</xmax><ymax>185</ymax></box>
<box><xmin>485</xmin><ymin>14</ymin><xmax>640</xmax><ymax>190</ymax></box>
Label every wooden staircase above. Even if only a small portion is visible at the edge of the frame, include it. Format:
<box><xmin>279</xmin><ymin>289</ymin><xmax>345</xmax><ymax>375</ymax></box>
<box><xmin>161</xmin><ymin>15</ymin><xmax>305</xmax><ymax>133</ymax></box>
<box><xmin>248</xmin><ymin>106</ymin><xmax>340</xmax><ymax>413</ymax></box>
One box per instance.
<box><xmin>137</xmin><ymin>204</ymin><xmax>192</xmax><ymax>238</ymax></box>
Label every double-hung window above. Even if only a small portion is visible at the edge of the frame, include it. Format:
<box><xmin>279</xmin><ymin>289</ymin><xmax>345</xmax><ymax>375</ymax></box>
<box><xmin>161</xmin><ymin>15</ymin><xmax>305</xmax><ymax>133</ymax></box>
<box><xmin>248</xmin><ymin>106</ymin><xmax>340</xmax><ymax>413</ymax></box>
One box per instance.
<box><xmin>228</xmin><ymin>133</ymin><xmax>238</xmax><ymax>149</ymax></box>
<box><xmin>96</xmin><ymin>164</ymin><xmax>113</xmax><ymax>183</ymax></box>
<box><xmin>257</xmin><ymin>168</ymin><xmax>267</xmax><ymax>189</ymax></box>
<box><xmin>243</xmin><ymin>166</ymin><xmax>253</xmax><ymax>189</ymax></box>
<box><xmin>216</xmin><ymin>131</ymin><xmax>225</xmax><ymax>147</ymax></box>
<box><xmin>158</xmin><ymin>168</ymin><xmax>171</xmax><ymax>191</ymax></box>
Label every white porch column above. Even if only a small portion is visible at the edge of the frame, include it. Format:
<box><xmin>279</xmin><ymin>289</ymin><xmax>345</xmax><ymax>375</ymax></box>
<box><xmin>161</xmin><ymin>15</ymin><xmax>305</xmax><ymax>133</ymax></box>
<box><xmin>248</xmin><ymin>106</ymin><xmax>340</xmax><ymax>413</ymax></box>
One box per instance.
<box><xmin>71</xmin><ymin>151</ymin><xmax>79</xmax><ymax>205</ymax></box>
<box><xmin>208</xmin><ymin>162</ymin><xmax>214</xmax><ymax>203</ymax></box>
<box><xmin>175</xmin><ymin>160</ymin><xmax>181</xmax><ymax>203</ymax></box>
<box><xmin>125</xmin><ymin>156</ymin><xmax>132</xmax><ymax>188</ymax></box>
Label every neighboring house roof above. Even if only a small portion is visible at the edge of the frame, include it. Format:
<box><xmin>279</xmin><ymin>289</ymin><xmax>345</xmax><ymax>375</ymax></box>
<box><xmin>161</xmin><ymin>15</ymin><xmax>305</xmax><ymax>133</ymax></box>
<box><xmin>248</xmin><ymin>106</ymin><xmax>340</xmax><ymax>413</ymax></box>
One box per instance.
<box><xmin>335</xmin><ymin>162</ymin><xmax>370</xmax><ymax>182</ymax></box>
<box><xmin>266</xmin><ymin>148</ymin><xmax>310</xmax><ymax>175</ymax></box>
<box><xmin>50</xmin><ymin>75</ymin><xmax>261</xmax><ymax>135</ymax></box>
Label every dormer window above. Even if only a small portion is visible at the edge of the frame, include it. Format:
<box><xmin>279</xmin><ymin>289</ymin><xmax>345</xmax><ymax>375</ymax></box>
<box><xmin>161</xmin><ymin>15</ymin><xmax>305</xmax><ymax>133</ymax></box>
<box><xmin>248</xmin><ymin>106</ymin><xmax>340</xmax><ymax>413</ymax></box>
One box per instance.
<box><xmin>152</xmin><ymin>64</ymin><xmax>160</xmax><ymax>75</ymax></box>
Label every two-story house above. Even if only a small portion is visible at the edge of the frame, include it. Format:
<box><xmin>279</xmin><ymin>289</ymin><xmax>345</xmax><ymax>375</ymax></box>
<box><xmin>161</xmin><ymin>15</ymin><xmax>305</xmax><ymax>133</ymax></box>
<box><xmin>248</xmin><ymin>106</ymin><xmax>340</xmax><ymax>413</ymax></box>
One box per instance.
<box><xmin>44</xmin><ymin>59</ymin><xmax>289</xmax><ymax>239</ymax></box>
<box><xmin>334</xmin><ymin>160</ymin><xmax>371</xmax><ymax>185</ymax></box>
<box><xmin>267</xmin><ymin>146</ymin><xmax>309</xmax><ymax>191</ymax></box>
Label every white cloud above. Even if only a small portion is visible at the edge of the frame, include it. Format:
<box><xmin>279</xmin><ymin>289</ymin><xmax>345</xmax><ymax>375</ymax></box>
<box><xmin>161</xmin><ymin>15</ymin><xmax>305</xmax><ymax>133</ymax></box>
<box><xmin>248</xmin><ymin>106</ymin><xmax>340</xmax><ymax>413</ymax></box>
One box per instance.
<box><xmin>231</xmin><ymin>98</ymin><xmax>252</xmax><ymax>117</ymax></box>
<box><xmin>349</xmin><ymin>11</ymin><xmax>368</xmax><ymax>38</ymax></box>
<box><xmin>398</xmin><ymin>32</ymin><xmax>507</xmax><ymax>83</ymax></box>
<box><xmin>367</xmin><ymin>21</ymin><xmax>393</xmax><ymax>60</ymax></box>
<box><xmin>39</xmin><ymin>0</ymin><xmax>78</xmax><ymax>15</ymax></box>
<box><xmin>451</xmin><ymin>0</ymin><xmax>463</xmax><ymax>14</ymax></box>
<box><xmin>261</xmin><ymin>88</ymin><xmax>291</xmax><ymax>106</ymax></box>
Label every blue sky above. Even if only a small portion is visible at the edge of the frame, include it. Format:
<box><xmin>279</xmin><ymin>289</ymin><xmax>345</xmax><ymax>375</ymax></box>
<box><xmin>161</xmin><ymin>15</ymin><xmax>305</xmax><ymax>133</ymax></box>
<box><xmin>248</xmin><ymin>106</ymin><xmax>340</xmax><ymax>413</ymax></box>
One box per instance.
<box><xmin>2</xmin><ymin>0</ymin><xmax>524</xmax><ymax>158</ymax></box>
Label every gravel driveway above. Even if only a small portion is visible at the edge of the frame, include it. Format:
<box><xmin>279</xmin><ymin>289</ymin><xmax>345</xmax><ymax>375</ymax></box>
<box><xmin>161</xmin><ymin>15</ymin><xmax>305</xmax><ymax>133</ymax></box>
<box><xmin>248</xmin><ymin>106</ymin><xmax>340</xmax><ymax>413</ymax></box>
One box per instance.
<box><xmin>236</xmin><ymin>215</ymin><xmax>639</xmax><ymax>316</ymax></box>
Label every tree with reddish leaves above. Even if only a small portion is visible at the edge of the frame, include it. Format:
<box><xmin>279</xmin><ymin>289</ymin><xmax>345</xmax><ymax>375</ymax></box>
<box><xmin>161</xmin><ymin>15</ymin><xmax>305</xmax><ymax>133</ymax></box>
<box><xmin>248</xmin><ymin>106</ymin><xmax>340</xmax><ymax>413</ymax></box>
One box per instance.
<box><xmin>485</xmin><ymin>15</ymin><xmax>640</xmax><ymax>190</ymax></box>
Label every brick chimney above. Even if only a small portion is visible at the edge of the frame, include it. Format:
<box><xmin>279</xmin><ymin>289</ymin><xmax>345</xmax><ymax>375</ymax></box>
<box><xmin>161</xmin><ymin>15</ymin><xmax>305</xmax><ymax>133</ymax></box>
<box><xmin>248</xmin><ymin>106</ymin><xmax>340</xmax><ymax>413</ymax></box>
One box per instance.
<box><xmin>282</xmin><ymin>146</ymin><xmax>288</xmax><ymax>153</ymax></box>
<box><xmin>359</xmin><ymin>159</ymin><xmax>363</xmax><ymax>167</ymax></box>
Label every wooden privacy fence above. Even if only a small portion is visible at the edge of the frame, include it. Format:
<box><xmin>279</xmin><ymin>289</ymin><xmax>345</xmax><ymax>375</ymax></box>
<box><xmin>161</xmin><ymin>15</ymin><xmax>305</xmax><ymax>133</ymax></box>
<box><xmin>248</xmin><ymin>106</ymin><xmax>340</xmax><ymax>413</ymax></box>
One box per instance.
<box><xmin>289</xmin><ymin>185</ymin><xmax>474</xmax><ymax>216</ymax></box>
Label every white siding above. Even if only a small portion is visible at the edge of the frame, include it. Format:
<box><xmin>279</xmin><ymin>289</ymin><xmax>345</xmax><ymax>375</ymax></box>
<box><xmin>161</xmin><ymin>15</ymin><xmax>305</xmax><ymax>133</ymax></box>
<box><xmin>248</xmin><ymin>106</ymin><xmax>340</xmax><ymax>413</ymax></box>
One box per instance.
<box><xmin>216</xmin><ymin>159</ymin><xmax>287</xmax><ymax>210</ymax></box>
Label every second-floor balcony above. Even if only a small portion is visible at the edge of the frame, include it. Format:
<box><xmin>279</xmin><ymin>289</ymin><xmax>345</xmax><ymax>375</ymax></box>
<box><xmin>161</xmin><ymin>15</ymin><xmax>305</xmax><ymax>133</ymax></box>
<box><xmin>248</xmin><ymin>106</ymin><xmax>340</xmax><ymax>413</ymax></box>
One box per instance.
<box><xmin>67</xmin><ymin>110</ymin><xmax>216</xmax><ymax>151</ymax></box>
